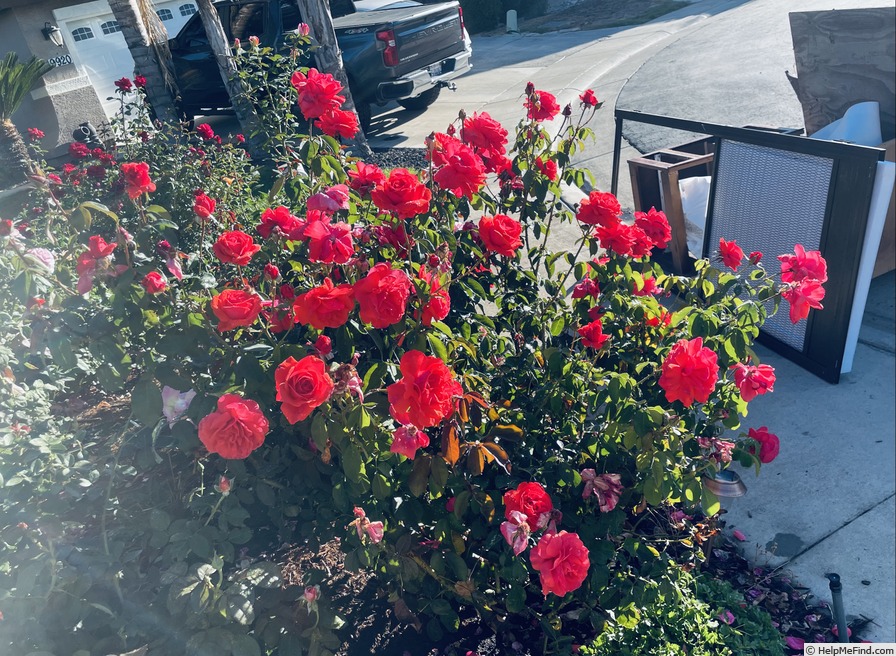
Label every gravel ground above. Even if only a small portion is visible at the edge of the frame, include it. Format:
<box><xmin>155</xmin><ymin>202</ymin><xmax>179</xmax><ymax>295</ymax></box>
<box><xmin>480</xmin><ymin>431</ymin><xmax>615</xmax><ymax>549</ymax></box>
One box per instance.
<box><xmin>367</xmin><ymin>147</ymin><xmax>430</xmax><ymax>171</ymax></box>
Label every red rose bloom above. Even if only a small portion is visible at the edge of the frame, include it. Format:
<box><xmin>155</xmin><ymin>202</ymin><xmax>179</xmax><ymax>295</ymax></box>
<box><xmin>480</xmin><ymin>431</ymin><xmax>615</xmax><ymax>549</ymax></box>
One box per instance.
<box><xmin>290</xmin><ymin>68</ymin><xmax>346</xmax><ymax>120</ymax></box>
<box><xmin>595</xmin><ymin>221</ymin><xmax>637</xmax><ymax>257</ymax></box>
<box><xmin>418</xmin><ymin>270</ymin><xmax>450</xmax><ymax>327</ymax></box>
<box><xmin>27</xmin><ymin>128</ymin><xmax>45</xmax><ymax>141</ymax></box>
<box><xmin>114</xmin><ymin>77</ymin><xmax>132</xmax><ymax>92</ymax></box>
<box><xmin>632</xmin><ymin>276</ymin><xmax>660</xmax><ymax>296</ymax></box>
<box><xmin>387</xmin><ymin>350</ymin><xmax>462</xmax><ymax>428</ymax></box>
<box><xmin>778</xmin><ymin>244</ymin><xmax>828</xmax><ymax>284</ymax></box>
<box><xmin>354</xmin><ymin>262</ymin><xmax>411</xmax><ymax>328</ymax></box>
<box><xmin>718</xmin><ymin>238</ymin><xmax>744</xmax><ymax>270</ymax></box>
<box><xmin>315</xmin><ymin>108</ymin><xmax>359</xmax><ymax>139</ymax></box>
<box><xmin>748</xmin><ymin>426</ymin><xmax>780</xmax><ymax>464</ymax></box>
<box><xmin>258</xmin><ymin>206</ymin><xmax>303</xmax><ymax>239</ymax></box>
<box><xmin>347</xmin><ymin>161</ymin><xmax>386</xmax><ymax>196</ymax></box>
<box><xmin>576</xmin><ymin>191</ymin><xmax>621</xmax><ymax>227</ymax></box>
<box><xmin>524</xmin><ymin>89</ymin><xmax>560</xmax><ymax>122</ymax></box>
<box><xmin>120</xmin><ymin>162</ymin><xmax>156</xmax><ymax>199</ymax></box>
<box><xmin>503</xmin><ymin>482</ymin><xmax>553</xmax><ymax>524</ymax></box>
<box><xmin>430</xmin><ymin>133</ymin><xmax>486</xmax><ymax>199</ymax></box>
<box><xmin>371</xmin><ymin>168</ymin><xmax>432</xmax><ymax>219</ymax></box>
<box><xmin>731</xmin><ymin>362</ymin><xmax>776</xmax><ymax>402</ymax></box>
<box><xmin>141</xmin><ymin>271</ymin><xmax>167</xmax><ymax>294</ymax></box>
<box><xmin>275</xmin><ymin>355</ymin><xmax>335</xmax><ymax>424</ymax></box>
<box><xmin>479</xmin><ymin>214</ymin><xmax>522</xmax><ymax>257</ymax></box>
<box><xmin>193</xmin><ymin>193</ymin><xmax>216</xmax><ymax>220</ymax></box>
<box><xmin>578</xmin><ymin>319</ymin><xmax>609</xmax><ymax>350</ymax></box>
<box><xmin>659</xmin><ymin>337</ymin><xmax>719</xmax><ymax>407</ymax></box>
<box><xmin>634</xmin><ymin>207</ymin><xmax>672</xmax><ymax>249</ymax></box>
<box><xmin>197</xmin><ymin>393</ymin><xmax>269</xmax><ymax>459</ymax></box>
<box><xmin>134</xmin><ymin>75</ymin><xmax>147</xmax><ymax>88</ymax></box>
<box><xmin>579</xmin><ymin>89</ymin><xmax>599</xmax><ymax>107</ymax></box>
<box><xmin>69</xmin><ymin>142</ymin><xmax>90</xmax><ymax>159</ymax></box>
<box><xmin>462</xmin><ymin>111</ymin><xmax>508</xmax><ymax>155</ymax></box>
<box><xmin>210</xmin><ymin>289</ymin><xmax>263</xmax><ymax>331</ymax></box>
<box><xmin>195</xmin><ymin>123</ymin><xmax>215</xmax><ymax>140</ymax></box>
<box><xmin>782</xmin><ymin>278</ymin><xmax>825</xmax><ymax>324</ymax></box>
<box><xmin>535</xmin><ymin>157</ymin><xmax>558</xmax><ymax>181</ymax></box>
<box><xmin>303</xmin><ymin>219</ymin><xmax>354</xmax><ymax>264</ymax></box>
<box><xmin>293</xmin><ymin>278</ymin><xmax>355</xmax><ymax>329</ymax></box>
<box><xmin>530</xmin><ymin>531</ymin><xmax>590</xmax><ymax>597</ymax></box>
<box><xmin>213</xmin><ymin>230</ymin><xmax>261</xmax><ymax>266</ymax></box>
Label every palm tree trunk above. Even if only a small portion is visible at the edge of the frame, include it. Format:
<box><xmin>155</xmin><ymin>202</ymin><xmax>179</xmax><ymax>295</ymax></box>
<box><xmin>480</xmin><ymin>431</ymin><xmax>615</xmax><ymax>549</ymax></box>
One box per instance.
<box><xmin>107</xmin><ymin>0</ymin><xmax>181</xmax><ymax>123</ymax></box>
<box><xmin>0</xmin><ymin>118</ymin><xmax>33</xmax><ymax>190</ymax></box>
<box><xmin>194</xmin><ymin>0</ymin><xmax>264</xmax><ymax>160</ymax></box>
<box><xmin>294</xmin><ymin>0</ymin><xmax>373</xmax><ymax>158</ymax></box>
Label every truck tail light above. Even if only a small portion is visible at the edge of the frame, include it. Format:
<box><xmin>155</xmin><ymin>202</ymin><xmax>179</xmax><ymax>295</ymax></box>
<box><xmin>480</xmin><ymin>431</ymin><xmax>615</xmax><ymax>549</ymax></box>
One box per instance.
<box><xmin>458</xmin><ymin>7</ymin><xmax>465</xmax><ymax>40</ymax></box>
<box><xmin>376</xmin><ymin>29</ymin><xmax>398</xmax><ymax>67</ymax></box>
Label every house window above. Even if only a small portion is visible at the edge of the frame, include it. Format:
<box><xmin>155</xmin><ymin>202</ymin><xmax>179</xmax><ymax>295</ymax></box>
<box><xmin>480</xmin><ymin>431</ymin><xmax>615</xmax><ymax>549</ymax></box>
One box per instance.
<box><xmin>156</xmin><ymin>8</ymin><xmax>173</xmax><ymax>20</ymax></box>
<box><xmin>71</xmin><ymin>27</ymin><xmax>95</xmax><ymax>41</ymax></box>
<box><xmin>179</xmin><ymin>3</ymin><xmax>197</xmax><ymax>16</ymax></box>
<box><xmin>101</xmin><ymin>20</ymin><xmax>121</xmax><ymax>35</ymax></box>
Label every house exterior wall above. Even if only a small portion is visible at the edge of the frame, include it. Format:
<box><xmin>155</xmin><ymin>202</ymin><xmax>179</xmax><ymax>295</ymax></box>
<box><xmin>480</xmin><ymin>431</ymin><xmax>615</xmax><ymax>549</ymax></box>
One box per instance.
<box><xmin>2</xmin><ymin>0</ymin><xmax>111</xmax><ymax>159</ymax></box>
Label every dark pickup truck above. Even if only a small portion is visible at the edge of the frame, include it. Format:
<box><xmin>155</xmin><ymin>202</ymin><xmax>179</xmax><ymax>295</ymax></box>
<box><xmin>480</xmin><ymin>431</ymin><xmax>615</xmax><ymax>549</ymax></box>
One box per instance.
<box><xmin>168</xmin><ymin>0</ymin><xmax>472</xmax><ymax>127</ymax></box>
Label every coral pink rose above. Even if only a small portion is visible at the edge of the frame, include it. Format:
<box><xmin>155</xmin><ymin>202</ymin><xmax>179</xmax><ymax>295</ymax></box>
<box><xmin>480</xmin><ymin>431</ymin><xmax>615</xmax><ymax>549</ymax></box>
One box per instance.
<box><xmin>213</xmin><ymin>230</ymin><xmax>261</xmax><ymax>266</ymax></box>
<box><xmin>210</xmin><ymin>289</ymin><xmax>262</xmax><ymax>331</ymax></box>
<box><xmin>353</xmin><ymin>263</ymin><xmax>411</xmax><ymax>328</ymax></box>
<box><xmin>731</xmin><ymin>362</ymin><xmax>776</xmax><ymax>402</ymax></box>
<box><xmin>120</xmin><ymin>162</ymin><xmax>156</xmax><ymax>199</ymax></box>
<box><xmin>576</xmin><ymin>191</ymin><xmax>620</xmax><ymax>227</ymax></box>
<box><xmin>390</xmin><ymin>425</ymin><xmax>430</xmax><ymax>460</ymax></box>
<box><xmin>782</xmin><ymin>278</ymin><xmax>825</xmax><ymax>323</ymax></box>
<box><xmin>530</xmin><ymin>531</ymin><xmax>590</xmax><ymax>597</ymax></box>
<box><xmin>197</xmin><ymin>393</ymin><xmax>269</xmax><ymax>459</ymax></box>
<box><xmin>718</xmin><ymin>238</ymin><xmax>745</xmax><ymax>270</ymax></box>
<box><xmin>275</xmin><ymin>355</ymin><xmax>335</xmax><ymax>423</ymax></box>
<box><xmin>748</xmin><ymin>426</ymin><xmax>780</xmax><ymax>463</ymax></box>
<box><xmin>387</xmin><ymin>350</ymin><xmax>462</xmax><ymax>428</ymax></box>
<box><xmin>370</xmin><ymin>168</ymin><xmax>432</xmax><ymax>219</ymax></box>
<box><xmin>479</xmin><ymin>214</ymin><xmax>522</xmax><ymax>257</ymax></box>
<box><xmin>659</xmin><ymin>337</ymin><xmax>719</xmax><ymax>407</ymax></box>
<box><xmin>293</xmin><ymin>278</ymin><xmax>355</xmax><ymax>329</ymax></box>
<box><xmin>503</xmin><ymin>482</ymin><xmax>553</xmax><ymax>527</ymax></box>
<box><xmin>303</xmin><ymin>220</ymin><xmax>354</xmax><ymax>264</ymax></box>
<box><xmin>778</xmin><ymin>244</ymin><xmax>827</xmax><ymax>284</ymax></box>
<box><xmin>315</xmin><ymin>108</ymin><xmax>359</xmax><ymax>139</ymax></box>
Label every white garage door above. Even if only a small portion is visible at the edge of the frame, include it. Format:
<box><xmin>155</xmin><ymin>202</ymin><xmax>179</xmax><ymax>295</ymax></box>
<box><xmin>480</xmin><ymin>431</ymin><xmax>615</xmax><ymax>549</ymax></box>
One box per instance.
<box><xmin>53</xmin><ymin>0</ymin><xmax>198</xmax><ymax>121</ymax></box>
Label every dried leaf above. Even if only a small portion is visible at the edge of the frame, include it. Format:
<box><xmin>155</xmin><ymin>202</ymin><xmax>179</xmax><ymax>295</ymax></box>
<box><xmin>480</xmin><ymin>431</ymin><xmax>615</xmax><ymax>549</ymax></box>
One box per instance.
<box><xmin>440</xmin><ymin>423</ymin><xmax>460</xmax><ymax>466</ymax></box>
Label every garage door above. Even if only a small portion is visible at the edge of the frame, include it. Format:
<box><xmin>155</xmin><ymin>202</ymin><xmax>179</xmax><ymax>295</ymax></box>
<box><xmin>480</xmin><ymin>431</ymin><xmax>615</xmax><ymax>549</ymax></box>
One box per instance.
<box><xmin>53</xmin><ymin>0</ymin><xmax>199</xmax><ymax>121</ymax></box>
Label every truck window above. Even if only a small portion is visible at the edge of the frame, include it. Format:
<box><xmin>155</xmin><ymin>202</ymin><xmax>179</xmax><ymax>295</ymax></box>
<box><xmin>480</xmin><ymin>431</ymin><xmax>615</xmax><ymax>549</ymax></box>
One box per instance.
<box><xmin>229</xmin><ymin>3</ymin><xmax>266</xmax><ymax>41</ymax></box>
<box><xmin>280</xmin><ymin>0</ymin><xmax>301</xmax><ymax>32</ymax></box>
<box><xmin>329</xmin><ymin>0</ymin><xmax>355</xmax><ymax>18</ymax></box>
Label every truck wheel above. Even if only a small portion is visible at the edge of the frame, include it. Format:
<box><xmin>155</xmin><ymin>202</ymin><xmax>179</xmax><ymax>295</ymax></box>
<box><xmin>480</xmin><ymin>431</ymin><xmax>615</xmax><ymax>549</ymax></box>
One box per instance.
<box><xmin>397</xmin><ymin>86</ymin><xmax>441</xmax><ymax>111</ymax></box>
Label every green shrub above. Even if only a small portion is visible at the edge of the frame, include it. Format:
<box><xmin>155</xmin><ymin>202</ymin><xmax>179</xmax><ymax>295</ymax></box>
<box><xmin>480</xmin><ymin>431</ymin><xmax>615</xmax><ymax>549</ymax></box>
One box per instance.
<box><xmin>502</xmin><ymin>0</ymin><xmax>549</xmax><ymax>19</ymax></box>
<box><xmin>459</xmin><ymin>0</ymin><xmax>502</xmax><ymax>32</ymax></box>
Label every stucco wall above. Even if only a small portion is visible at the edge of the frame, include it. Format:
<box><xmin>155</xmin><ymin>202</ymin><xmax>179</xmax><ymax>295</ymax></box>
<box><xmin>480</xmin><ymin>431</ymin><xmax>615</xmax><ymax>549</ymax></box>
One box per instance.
<box><xmin>3</xmin><ymin>0</ymin><xmax>108</xmax><ymax>159</ymax></box>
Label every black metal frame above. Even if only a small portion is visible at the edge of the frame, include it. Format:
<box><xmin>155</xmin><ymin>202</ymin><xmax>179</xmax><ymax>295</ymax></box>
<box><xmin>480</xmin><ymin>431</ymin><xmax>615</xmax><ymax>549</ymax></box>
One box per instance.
<box><xmin>612</xmin><ymin>109</ymin><xmax>886</xmax><ymax>383</ymax></box>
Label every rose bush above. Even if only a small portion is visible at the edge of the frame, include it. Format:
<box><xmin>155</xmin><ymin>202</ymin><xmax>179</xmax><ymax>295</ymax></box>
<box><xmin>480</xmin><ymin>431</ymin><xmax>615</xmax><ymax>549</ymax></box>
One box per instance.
<box><xmin>0</xmin><ymin>34</ymin><xmax>828</xmax><ymax>656</ymax></box>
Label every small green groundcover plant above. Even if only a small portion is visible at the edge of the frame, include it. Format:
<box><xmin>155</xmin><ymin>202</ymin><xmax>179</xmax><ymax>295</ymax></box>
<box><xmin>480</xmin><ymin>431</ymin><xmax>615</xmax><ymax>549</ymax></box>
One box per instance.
<box><xmin>0</xmin><ymin>32</ymin><xmax>827</xmax><ymax>655</ymax></box>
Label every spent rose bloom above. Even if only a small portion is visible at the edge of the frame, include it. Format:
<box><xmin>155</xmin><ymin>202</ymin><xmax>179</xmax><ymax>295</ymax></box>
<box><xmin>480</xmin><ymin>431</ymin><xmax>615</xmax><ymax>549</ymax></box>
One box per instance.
<box><xmin>210</xmin><ymin>289</ymin><xmax>263</xmax><ymax>331</ymax></box>
<box><xmin>293</xmin><ymin>278</ymin><xmax>355</xmax><ymax>329</ymax></box>
<box><xmin>387</xmin><ymin>350</ymin><xmax>462</xmax><ymax>428</ymax></box>
<box><xmin>275</xmin><ymin>355</ymin><xmax>335</xmax><ymax>423</ymax></box>
<box><xmin>353</xmin><ymin>262</ymin><xmax>411</xmax><ymax>328</ymax></box>
<box><xmin>76</xmin><ymin>235</ymin><xmax>123</xmax><ymax>294</ymax></box>
<box><xmin>718</xmin><ymin>237</ymin><xmax>745</xmax><ymax>270</ymax></box>
<box><xmin>349</xmin><ymin>507</ymin><xmax>384</xmax><ymax>544</ymax></box>
<box><xmin>23</xmin><ymin>248</ymin><xmax>55</xmax><ymax>276</ymax></box>
<box><xmin>371</xmin><ymin>168</ymin><xmax>432</xmax><ymax>219</ymax></box>
<box><xmin>500</xmin><ymin>511</ymin><xmax>531</xmax><ymax>555</ymax></box>
<box><xmin>197</xmin><ymin>393</ymin><xmax>269</xmax><ymax>459</ymax></box>
<box><xmin>503</xmin><ymin>482</ymin><xmax>553</xmax><ymax>527</ymax></box>
<box><xmin>390</xmin><ymin>425</ymin><xmax>430</xmax><ymax>460</ymax></box>
<box><xmin>659</xmin><ymin>337</ymin><xmax>719</xmax><ymax>407</ymax></box>
<box><xmin>161</xmin><ymin>386</ymin><xmax>196</xmax><ymax>426</ymax></box>
<box><xmin>529</xmin><ymin>531</ymin><xmax>590</xmax><ymax>597</ymax></box>
<box><xmin>478</xmin><ymin>214</ymin><xmax>522</xmax><ymax>257</ymax></box>
<box><xmin>307</xmin><ymin>184</ymin><xmax>351</xmax><ymax>213</ymax></box>
<box><xmin>290</xmin><ymin>68</ymin><xmax>346</xmax><ymax>120</ymax></box>
<box><xmin>731</xmin><ymin>362</ymin><xmax>776</xmax><ymax>402</ymax></box>
<box><xmin>213</xmin><ymin>230</ymin><xmax>261</xmax><ymax>266</ymax></box>
<box><xmin>581</xmin><ymin>470</ymin><xmax>623</xmax><ymax>512</ymax></box>
<box><xmin>576</xmin><ymin>190</ymin><xmax>621</xmax><ymax>227</ymax></box>
<box><xmin>748</xmin><ymin>426</ymin><xmax>780</xmax><ymax>463</ymax></box>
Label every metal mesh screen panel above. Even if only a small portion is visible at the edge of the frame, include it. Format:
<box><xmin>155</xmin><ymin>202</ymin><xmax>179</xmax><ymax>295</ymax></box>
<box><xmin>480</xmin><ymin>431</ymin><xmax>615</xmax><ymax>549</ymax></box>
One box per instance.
<box><xmin>705</xmin><ymin>140</ymin><xmax>833</xmax><ymax>351</ymax></box>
